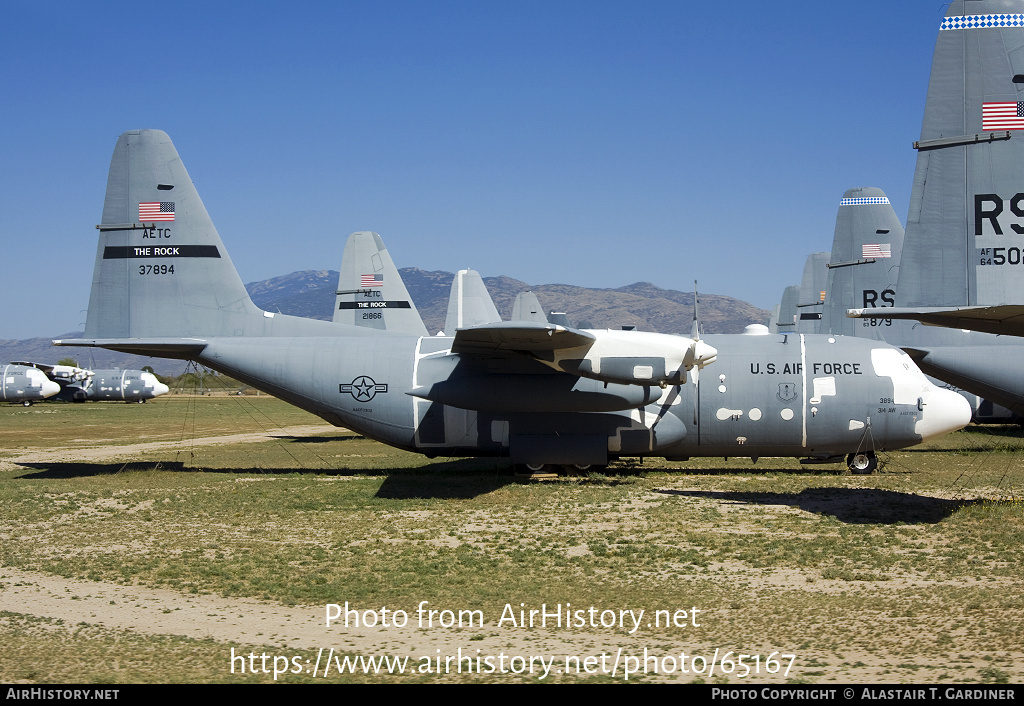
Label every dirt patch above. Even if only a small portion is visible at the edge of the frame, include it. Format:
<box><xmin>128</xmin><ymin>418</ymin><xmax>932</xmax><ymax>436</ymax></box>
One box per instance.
<box><xmin>0</xmin><ymin>425</ymin><xmax>334</xmax><ymax>472</ymax></box>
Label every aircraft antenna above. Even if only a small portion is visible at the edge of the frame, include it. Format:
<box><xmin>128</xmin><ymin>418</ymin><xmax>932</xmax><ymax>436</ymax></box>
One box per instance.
<box><xmin>690</xmin><ymin>281</ymin><xmax>701</xmax><ymax>426</ymax></box>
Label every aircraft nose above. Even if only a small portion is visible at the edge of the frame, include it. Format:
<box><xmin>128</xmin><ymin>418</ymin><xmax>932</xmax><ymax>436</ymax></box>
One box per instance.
<box><xmin>41</xmin><ymin>379</ymin><xmax>61</xmax><ymax>399</ymax></box>
<box><xmin>153</xmin><ymin>382</ymin><xmax>170</xmax><ymax>397</ymax></box>
<box><xmin>916</xmin><ymin>386</ymin><xmax>972</xmax><ymax>441</ymax></box>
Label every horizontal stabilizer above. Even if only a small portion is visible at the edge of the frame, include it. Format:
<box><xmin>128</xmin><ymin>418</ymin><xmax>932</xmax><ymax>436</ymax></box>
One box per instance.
<box><xmin>848</xmin><ymin>305</ymin><xmax>1024</xmax><ymax>337</ymax></box>
<box><xmin>53</xmin><ymin>337</ymin><xmax>209</xmax><ymax>359</ymax></box>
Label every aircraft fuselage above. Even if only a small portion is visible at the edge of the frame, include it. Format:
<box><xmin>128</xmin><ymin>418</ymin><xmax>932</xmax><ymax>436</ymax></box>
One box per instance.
<box><xmin>193</xmin><ymin>330</ymin><xmax>962</xmax><ymax>465</ymax></box>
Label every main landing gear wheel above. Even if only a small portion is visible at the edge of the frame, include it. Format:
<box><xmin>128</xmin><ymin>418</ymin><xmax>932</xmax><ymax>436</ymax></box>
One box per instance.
<box><xmin>847</xmin><ymin>451</ymin><xmax>878</xmax><ymax>475</ymax></box>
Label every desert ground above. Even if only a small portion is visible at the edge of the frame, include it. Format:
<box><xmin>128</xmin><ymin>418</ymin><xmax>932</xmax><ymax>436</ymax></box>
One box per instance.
<box><xmin>1</xmin><ymin>395</ymin><xmax>1021</xmax><ymax>683</ymax></box>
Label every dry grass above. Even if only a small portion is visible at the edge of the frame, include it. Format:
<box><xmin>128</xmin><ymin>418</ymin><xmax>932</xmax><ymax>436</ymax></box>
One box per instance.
<box><xmin>0</xmin><ymin>397</ymin><xmax>1021</xmax><ymax>683</ymax></box>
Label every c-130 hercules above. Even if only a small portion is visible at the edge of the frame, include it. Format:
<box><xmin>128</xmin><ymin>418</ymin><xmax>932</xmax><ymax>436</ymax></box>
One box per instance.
<box><xmin>56</xmin><ymin>130</ymin><xmax>970</xmax><ymax>473</ymax></box>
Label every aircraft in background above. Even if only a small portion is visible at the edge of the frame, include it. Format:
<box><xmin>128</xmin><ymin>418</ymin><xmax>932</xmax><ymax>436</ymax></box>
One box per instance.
<box><xmin>794</xmin><ymin>252</ymin><xmax>830</xmax><ymax>334</ymax></box>
<box><xmin>1</xmin><ymin>364</ymin><xmax>60</xmax><ymax>406</ymax></box>
<box><xmin>768</xmin><ymin>285</ymin><xmax>799</xmax><ymax>334</ymax></box>
<box><xmin>12</xmin><ymin>362</ymin><xmax>170</xmax><ymax>403</ymax></box>
<box><xmin>850</xmin><ymin>0</ymin><xmax>1024</xmax><ymax>339</ymax></box>
<box><xmin>333</xmin><ymin>230</ymin><xmax>429</xmax><ymax>336</ymax></box>
<box><xmin>442</xmin><ymin>269</ymin><xmax>502</xmax><ymax>334</ymax></box>
<box><xmin>783</xmin><ymin>188</ymin><xmax>1022</xmax><ymax>422</ymax></box>
<box><xmin>55</xmin><ymin>130</ymin><xmax>970</xmax><ymax>474</ymax></box>
<box><xmin>333</xmin><ymin>232</ymin><xmax>557</xmax><ymax>334</ymax></box>
<box><xmin>842</xmin><ymin>1</ymin><xmax>1024</xmax><ymax>415</ymax></box>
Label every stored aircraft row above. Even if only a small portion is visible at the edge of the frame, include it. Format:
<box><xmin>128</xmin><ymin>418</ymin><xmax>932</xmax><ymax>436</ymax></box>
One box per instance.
<box><xmin>773</xmin><ymin>187</ymin><xmax>1022</xmax><ymax>423</ymax></box>
<box><xmin>54</xmin><ymin>2</ymin><xmax>1016</xmax><ymax>472</ymax></box>
<box><xmin>777</xmin><ymin>0</ymin><xmax>1024</xmax><ymax>422</ymax></box>
<box><xmin>851</xmin><ymin>0</ymin><xmax>1024</xmax><ymax>342</ymax></box>
<box><xmin>2</xmin><ymin>361</ymin><xmax>169</xmax><ymax>404</ymax></box>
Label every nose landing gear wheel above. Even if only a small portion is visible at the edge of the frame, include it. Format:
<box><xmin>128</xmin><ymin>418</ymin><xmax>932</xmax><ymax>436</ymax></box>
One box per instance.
<box><xmin>847</xmin><ymin>451</ymin><xmax>877</xmax><ymax>474</ymax></box>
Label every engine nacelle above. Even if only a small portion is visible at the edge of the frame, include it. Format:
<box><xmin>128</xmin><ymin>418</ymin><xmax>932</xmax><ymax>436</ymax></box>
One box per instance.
<box><xmin>540</xmin><ymin>330</ymin><xmax>717</xmax><ymax>387</ymax></box>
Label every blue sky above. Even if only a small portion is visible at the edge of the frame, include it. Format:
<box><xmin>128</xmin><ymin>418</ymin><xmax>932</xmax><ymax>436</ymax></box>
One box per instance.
<box><xmin>1</xmin><ymin>1</ymin><xmax>941</xmax><ymax>339</ymax></box>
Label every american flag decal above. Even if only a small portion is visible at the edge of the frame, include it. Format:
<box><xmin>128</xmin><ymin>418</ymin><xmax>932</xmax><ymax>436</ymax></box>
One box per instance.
<box><xmin>139</xmin><ymin>202</ymin><xmax>175</xmax><ymax>221</ymax></box>
<box><xmin>862</xmin><ymin>244</ymin><xmax>891</xmax><ymax>259</ymax></box>
<box><xmin>360</xmin><ymin>274</ymin><xmax>383</xmax><ymax>287</ymax></box>
<box><xmin>982</xmin><ymin>102</ymin><xmax>1024</xmax><ymax>130</ymax></box>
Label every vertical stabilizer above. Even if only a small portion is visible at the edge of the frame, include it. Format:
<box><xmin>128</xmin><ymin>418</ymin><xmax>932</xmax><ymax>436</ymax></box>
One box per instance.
<box><xmin>775</xmin><ymin>285</ymin><xmax>800</xmax><ymax>333</ymax></box>
<box><xmin>443</xmin><ymin>269</ymin><xmax>501</xmax><ymax>333</ymax></box>
<box><xmin>511</xmin><ymin>291</ymin><xmax>549</xmax><ymax>323</ymax></box>
<box><xmin>821</xmin><ymin>188</ymin><xmax>904</xmax><ymax>336</ymax></box>
<box><xmin>84</xmin><ymin>130</ymin><xmax>263</xmax><ymax>339</ymax></box>
<box><xmin>333</xmin><ymin>231</ymin><xmax>428</xmax><ymax>336</ymax></box>
<box><xmin>899</xmin><ymin>0</ymin><xmax>1024</xmax><ymax>308</ymax></box>
<box><xmin>795</xmin><ymin>252</ymin><xmax>830</xmax><ymax>334</ymax></box>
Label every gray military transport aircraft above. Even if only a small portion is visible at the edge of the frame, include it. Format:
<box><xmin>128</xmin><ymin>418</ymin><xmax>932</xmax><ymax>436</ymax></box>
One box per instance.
<box><xmin>2</xmin><ymin>364</ymin><xmax>60</xmax><ymax>405</ymax></box>
<box><xmin>12</xmin><ymin>362</ymin><xmax>170</xmax><ymax>403</ymax></box>
<box><xmin>847</xmin><ymin>0</ymin><xmax>1024</xmax><ymax>411</ymax></box>
<box><xmin>794</xmin><ymin>252</ymin><xmax>830</xmax><ymax>335</ymax></box>
<box><xmin>54</xmin><ymin>129</ymin><xmax>971</xmax><ymax>474</ymax></box>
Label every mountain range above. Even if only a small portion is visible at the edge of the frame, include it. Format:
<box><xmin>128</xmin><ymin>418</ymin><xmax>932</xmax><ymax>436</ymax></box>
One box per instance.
<box><xmin>2</xmin><ymin>269</ymin><xmax>769</xmax><ymax>376</ymax></box>
<box><xmin>250</xmin><ymin>268</ymin><xmax>769</xmax><ymax>336</ymax></box>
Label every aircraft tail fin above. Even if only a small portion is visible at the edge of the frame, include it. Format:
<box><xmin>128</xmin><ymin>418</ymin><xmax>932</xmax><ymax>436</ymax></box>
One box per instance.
<box><xmin>83</xmin><ymin>130</ymin><xmax>264</xmax><ymax>340</ymax></box>
<box><xmin>898</xmin><ymin>2</ymin><xmax>1024</xmax><ymax>309</ymax></box>
<box><xmin>443</xmin><ymin>269</ymin><xmax>501</xmax><ymax>333</ymax></box>
<box><xmin>333</xmin><ymin>231</ymin><xmax>428</xmax><ymax>336</ymax></box>
<box><xmin>774</xmin><ymin>285</ymin><xmax>800</xmax><ymax>333</ymax></box>
<box><xmin>767</xmin><ymin>303</ymin><xmax>781</xmax><ymax>332</ymax></box>
<box><xmin>795</xmin><ymin>252</ymin><xmax>830</xmax><ymax>334</ymax></box>
<box><xmin>511</xmin><ymin>291</ymin><xmax>549</xmax><ymax>323</ymax></box>
<box><xmin>820</xmin><ymin>188</ymin><xmax>905</xmax><ymax>336</ymax></box>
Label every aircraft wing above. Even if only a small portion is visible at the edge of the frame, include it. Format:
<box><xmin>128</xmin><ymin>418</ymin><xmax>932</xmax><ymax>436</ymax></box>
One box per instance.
<box><xmin>451</xmin><ymin>321</ymin><xmax>594</xmax><ymax>354</ymax></box>
<box><xmin>847</xmin><ymin>305</ymin><xmax>1024</xmax><ymax>338</ymax></box>
<box><xmin>451</xmin><ymin>321</ymin><xmax>716</xmax><ymax>387</ymax></box>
